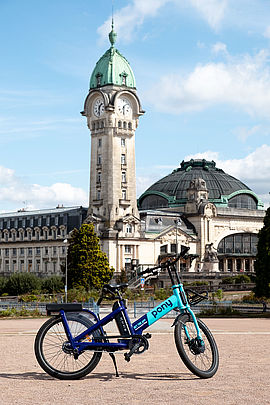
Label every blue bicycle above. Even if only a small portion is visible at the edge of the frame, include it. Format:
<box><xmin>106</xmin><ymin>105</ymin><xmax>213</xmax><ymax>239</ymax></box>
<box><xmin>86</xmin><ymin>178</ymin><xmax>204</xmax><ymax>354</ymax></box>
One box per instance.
<box><xmin>34</xmin><ymin>250</ymin><xmax>219</xmax><ymax>380</ymax></box>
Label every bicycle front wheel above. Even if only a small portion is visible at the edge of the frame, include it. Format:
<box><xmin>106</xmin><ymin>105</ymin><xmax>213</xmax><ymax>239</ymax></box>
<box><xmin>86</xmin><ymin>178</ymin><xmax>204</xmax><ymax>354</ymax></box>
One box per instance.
<box><xmin>174</xmin><ymin>314</ymin><xmax>219</xmax><ymax>378</ymax></box>
<box><xmin>34</xmin><ymin>313</ymin><xmax>102</xmax><ymax>380</ymax></box>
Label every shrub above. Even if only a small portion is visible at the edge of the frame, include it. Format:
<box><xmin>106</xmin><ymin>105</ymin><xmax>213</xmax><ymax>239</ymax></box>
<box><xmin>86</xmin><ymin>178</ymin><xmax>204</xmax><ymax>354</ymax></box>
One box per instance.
<box><xmin>6</xmin><ymin>273</ymin><xmax>41</xmax><ymax>295</ymax></box>
<box><xmin>221</xmin><ymin>277</ymin><xmax>235</xmax><ymax>285</ymax></box>
<box><xmin>234</xmin><ymin>274</ymin><xmax>251</xmax><ymax>284</ymax></box>
<box><xmin>41</xmin><ymin>276</ymin><xmax>64</xmax><ymax>293</ymax></box>
<box><xmin>0</xmin><ymin>277</ymin><xmax>8</xmax><ymax>295</ymax></box>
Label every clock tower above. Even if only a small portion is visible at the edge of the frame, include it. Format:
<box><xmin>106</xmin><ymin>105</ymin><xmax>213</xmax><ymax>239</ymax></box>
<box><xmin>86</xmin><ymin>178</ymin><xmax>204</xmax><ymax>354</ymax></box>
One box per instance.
<box><xmin>81</xmin><ymin>22</ymin><xmax>144</xmax><ymax>241</ymax></box>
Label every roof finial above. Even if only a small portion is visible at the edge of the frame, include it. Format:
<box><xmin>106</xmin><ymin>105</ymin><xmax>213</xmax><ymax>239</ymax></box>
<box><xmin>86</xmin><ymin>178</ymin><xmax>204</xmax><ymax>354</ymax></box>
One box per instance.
<box><xmin>109</xmin><ymin>0</ymin><xmax>117</xmax><ymax>46</ymax></box>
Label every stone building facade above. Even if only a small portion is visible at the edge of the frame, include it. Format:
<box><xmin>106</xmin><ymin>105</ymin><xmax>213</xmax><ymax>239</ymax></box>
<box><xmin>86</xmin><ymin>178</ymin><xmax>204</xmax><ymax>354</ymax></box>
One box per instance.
<box><xmin>0</xmin><ymin>206</ymin><xmax>87</xmax><ymax>277</ymax></box>
<box><xmin>83</xmin><ymin>24</ymin><xmax>265</xmax><ymax>277</ymax></box>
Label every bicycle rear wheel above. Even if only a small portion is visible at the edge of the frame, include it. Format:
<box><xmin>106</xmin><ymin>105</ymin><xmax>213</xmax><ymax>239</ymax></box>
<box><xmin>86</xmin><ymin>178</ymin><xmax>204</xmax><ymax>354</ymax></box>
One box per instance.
<box><xmin>174</xmin><ymin>314</ymin><xmax>219</xmax><ymax>378</ymax></box>
<box><xmin>34</xmin><ymin>313</ymin><xmax>102</xmax><ymax>380</ymax></box>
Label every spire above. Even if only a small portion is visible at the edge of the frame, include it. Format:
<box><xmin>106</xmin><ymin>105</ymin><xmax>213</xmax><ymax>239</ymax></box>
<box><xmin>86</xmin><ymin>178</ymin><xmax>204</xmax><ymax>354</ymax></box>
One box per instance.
<box><xmin>109</xmin><ymin>17</ymin><xmax>117</xmax><ymax>47</ymax></box>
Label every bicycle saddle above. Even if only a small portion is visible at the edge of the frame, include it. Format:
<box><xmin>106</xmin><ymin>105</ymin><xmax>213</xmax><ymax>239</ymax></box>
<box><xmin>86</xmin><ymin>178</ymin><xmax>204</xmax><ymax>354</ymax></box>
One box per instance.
<box><xmin>103</xmin><ymin>283</ymin><xmax>128</xmax><ymax>292</ymax></box>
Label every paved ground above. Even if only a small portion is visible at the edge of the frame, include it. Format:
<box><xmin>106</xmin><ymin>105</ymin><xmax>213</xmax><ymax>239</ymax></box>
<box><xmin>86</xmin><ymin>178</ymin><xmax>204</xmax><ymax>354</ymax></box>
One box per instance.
<box><xmin>0</xmin><ymin>317</ymin><xmax>269</xmax><ymax>405</ymax></box>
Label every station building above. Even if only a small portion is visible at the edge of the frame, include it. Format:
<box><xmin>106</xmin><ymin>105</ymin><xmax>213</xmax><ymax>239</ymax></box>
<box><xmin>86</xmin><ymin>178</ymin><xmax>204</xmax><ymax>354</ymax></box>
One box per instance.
<box><xmin>0</xmin><ymin>23</ymin><xmax>265</xmax><ymax>280</ymax></box>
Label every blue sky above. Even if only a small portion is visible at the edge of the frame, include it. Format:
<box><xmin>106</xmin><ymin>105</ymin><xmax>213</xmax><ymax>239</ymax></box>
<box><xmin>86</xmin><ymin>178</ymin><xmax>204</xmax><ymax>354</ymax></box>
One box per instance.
<box><xmin>1</xmin><ymin>0</ymin><xmax>270</xmax><ymax>212</ymax></box>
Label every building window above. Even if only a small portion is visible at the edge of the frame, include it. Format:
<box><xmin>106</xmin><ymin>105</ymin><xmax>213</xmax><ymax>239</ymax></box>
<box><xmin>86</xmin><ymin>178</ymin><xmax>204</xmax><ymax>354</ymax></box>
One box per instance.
<box><xmin>44</xmin><ymin>247</ymin><xmax>49</xmax><ymax>255</ymax></box>
<box><xmin>52</xmin><ymin>229</ymin><xmax>57</xmax><ymax>239</ymax></box>
<box><xmin>53</xmin><ymin>246</ymin><xmax>57</xmax><ymax>256</ymax></box>
<box><xmin>36</xmin><ymin>247</ymin><xmax>41</xmax><ymax>256</ymax></box>
<box><xmin>28</xmin><ymin>260</ymin><xmax>32</xmax><ymax>272</ymax></box>
<box><xmin>12</xmin><ymin>260</ymin><xmax>17</xmax><ymax>272</ymax></box>
<box><xmin>160</xmin><ymin>245</ymin><xmax>168</xmax><ymax>254</ymax></box>
<box><xmin>128</xmin><ymin>122</ymin><xmax>132</xmax><ymax>130</ymax></box>
<box><xmin>12</xmin><ymin>232</ymin><xmax>16</xmax><ymax>241</ymax></box>
<box><xmin>122</xmin><ymin>75</ymin><xmax>127</xmax><ymax>85</ymax></box>
<box><xmin>125</xmin><ymin>245</ymin><xmax>132</xmax><ymax>254</ymax></box>
<box><xmin>97</xmin><ymin>154</ymin><xmax>102</xmax><ymax>165</ymax></box>
<box><xmin>36</xmin><ymin>259</ymin><xmax>41</xmax><ymax>272</ymax></box>
<box><xmin>20</xmin><ymin>260</ymin><xmax>25</xmax><ymax>272</ymax></box>
<box><xmin>97</xmin><ymin>190</ymin><xmax>101</xmax><ymax>200</ymax></box>
<box><xmin>12</xmin><ymin>248</ymin><xmax>17</xmax><ymax>257</ymax></box>
<box><xmin>5</xmin><ymin>260</ymin><xmax>9</xmax><ymax>271</ymax></box>
<box><xmin>5</xmin><ymin>232</ymin><xmax>8</xmax><ymax>242</ymax></box>
<box><xmin>171</xmin><ymin>243</ymin><xmax>177</xmax><ymax>253</ymax></box>
<box><xmin>5</xmin><ymin>248</ymin><xmax>9</xmax><ymax>257</ymax></box>
<box><xmin>123</xmin><ymin>121</ymin><xmax>127</xmax><ymax>129</ymax></box>
<box><xmin>118</xmin><ymin>121</ymin><xmax>122</xmax><ymax>128</ymax></box>
<box><xmin>20</xmin><ymin>248</ymin><xmax>24</xmax><ymax>256</ymax></box>
<box><xmin>28</xmin><ymin>231</ymin><xmax>32</xmax><ymax>241</ymax></box>
<box><xmin>126</xmin><ymin>224</ymin><xmax>132</xmax><ymax>233</ymax></box>
<box><xmin>122</xmin><ymin>171</ymin><xmax>126</xmax><ymax>183</ymax></box>
<box><xmin>122</xmin><ymin>189</ymin><xmax>127</xmax><ymax>200</ymax></box>
<box><xmin>97</xmin><ymin>172</ymin><xmax>102</xmax><ymax>183</ymax></box>
<box><xmin>19</xmin><ymin>232</ymin><xmax>24</xmax><ymax>241</ymax></box>
<box><xmin>121</xmin><ymin>154</ymin><xmax>126</xmax><ymax>165</ymax></box>
<box><xmin>28</xmin><ymin>248</ymin><xmax>32</xmax><ymax>257</ymax></box>
<box><xmin>98</xmin><ymin>138</ymin><xmax>102</xmax><ymax>147</ymax></box>
<box><xmin>36</xmin><ymin>231</ymin><xmax>40</xmax><ymax>241</ymax></box>
<box><xmin>121</xmin><ymin>138</ymin><xmax>125</xmax><ymax>147</ymax></box>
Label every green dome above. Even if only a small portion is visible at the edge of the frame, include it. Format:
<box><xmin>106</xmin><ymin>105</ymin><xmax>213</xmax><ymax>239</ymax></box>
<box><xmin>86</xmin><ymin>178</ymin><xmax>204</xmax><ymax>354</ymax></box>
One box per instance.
<box><xmin>138</xmin><ymin>159</ymin><xmax>263</xmax><ymax>210</ymax></box>
<box><xmin>90</xmin><ymin>25</ymin><xmax>136</xmax><ymax>89</ymax></box>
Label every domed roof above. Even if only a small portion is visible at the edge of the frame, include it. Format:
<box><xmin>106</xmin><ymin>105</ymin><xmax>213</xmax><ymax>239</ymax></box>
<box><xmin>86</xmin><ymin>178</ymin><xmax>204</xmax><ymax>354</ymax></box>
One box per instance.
<box><xmin>138</xmin><ymin>159</ymin><xmax>262</xmax><ymax>210</ymax></box>
<box><xmin>90</xmin><ymin>23</ymin><xmax>136</xmax><ymax>89</ymax></box>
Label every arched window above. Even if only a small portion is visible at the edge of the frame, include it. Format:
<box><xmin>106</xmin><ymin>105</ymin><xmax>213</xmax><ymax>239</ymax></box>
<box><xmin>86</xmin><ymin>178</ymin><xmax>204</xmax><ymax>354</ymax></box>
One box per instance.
<box><xmin>217</xmin><ymin>233</ymin><xmax>258</xmax><ymax>255</ymax></box>
<box><xmin>123</xmin><ymin>121</ymin><xmax>127</xmax><ymax>130</ymax></box>
<box><xmin>228</xmin><ymin>194</ymin><xmax>257</xmax><ymax>210</ymax></box>
<box><xmin>128</xmin><ymin>122</ymin><xmax>132</xmax><ymax>130</ymax></box>
<box><xmin>118</xmin><ymin>121</ymin><xmax>122</xmax><ymax>128</ymax></box>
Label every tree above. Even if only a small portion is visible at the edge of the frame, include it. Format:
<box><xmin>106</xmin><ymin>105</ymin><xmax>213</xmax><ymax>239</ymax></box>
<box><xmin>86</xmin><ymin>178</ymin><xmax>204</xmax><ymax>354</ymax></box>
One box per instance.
<box><xmin>6</xmin><ymin>273</ymin><xmax>41</xmax><ymax>295</ymax></box>
<box><xmin>254</xmin><ymin>207</ymin><xmax>270</xmax><ymax>298</ymax></box>
<box><xmin>67</xmin><ymin>223</ymin><xmax>114</xmax><ymax>290</ymax></box>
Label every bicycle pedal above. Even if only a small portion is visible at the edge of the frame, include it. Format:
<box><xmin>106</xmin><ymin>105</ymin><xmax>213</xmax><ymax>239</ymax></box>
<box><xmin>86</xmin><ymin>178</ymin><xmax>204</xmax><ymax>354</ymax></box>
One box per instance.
<box><xmin>144</xmin><ymin>333</ymin><xmax>152</xmax><ymax>339</ymax></box>
<box><xmin>124</xmin><ymin>353</ymin><xmax>131</xmax><ymax>362</ymax></box>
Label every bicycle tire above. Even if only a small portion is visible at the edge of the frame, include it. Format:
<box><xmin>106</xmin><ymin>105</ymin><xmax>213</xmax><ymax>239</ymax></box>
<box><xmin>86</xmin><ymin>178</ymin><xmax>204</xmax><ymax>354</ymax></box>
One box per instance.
<box><xmin>34</xmin><ymin>313</ymin><xmax>102</xmax><ymax>380</ymax></box>
<box><xmin>174</xmin><ymin>314</ymin><xmax>219</xmax><ymax>378</ymax></box>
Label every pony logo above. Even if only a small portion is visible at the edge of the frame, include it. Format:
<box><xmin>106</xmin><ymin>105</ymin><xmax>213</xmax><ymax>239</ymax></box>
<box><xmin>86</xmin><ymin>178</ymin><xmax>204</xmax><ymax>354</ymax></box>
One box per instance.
<box><xmin>151</xmin><ymin>299</ymin><xmax>173</xmax><ymax>318</ymax></box>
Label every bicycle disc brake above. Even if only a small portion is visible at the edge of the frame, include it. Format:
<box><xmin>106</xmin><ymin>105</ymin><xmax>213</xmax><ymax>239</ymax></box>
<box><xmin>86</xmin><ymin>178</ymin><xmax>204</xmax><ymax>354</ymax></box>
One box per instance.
<box><xmin>187</xmin><ymin>337</ymin><xmax>205</xmax><ymax>355</ymax></box>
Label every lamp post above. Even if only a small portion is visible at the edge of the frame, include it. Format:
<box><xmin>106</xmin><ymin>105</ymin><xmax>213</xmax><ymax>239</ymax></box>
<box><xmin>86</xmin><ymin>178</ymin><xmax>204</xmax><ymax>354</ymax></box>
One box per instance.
<box><xmin>63</xmin><ymin>238</ymin><xmax>68</xmax><ymax>303</ymax></box>
<box><xmin>174</xmin><ymin>218</ymin><xmax>182</xmax><ymax>272</ymax></box>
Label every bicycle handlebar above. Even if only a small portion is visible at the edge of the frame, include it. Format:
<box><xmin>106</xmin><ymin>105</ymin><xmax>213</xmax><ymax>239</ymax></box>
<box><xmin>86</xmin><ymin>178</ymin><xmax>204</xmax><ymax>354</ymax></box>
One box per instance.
<box><xmin>137</xmin><ymin>248</ymin><xmax>190</xmax><ymax>276</ymax></box>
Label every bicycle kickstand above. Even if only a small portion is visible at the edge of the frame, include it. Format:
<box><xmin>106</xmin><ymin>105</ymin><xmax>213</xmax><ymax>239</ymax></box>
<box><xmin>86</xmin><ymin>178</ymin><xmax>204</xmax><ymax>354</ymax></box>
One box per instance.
<box><xmin>109</xmin><ymin>352</ymin><xmax>120</xmax><ymax>377</ymax></box>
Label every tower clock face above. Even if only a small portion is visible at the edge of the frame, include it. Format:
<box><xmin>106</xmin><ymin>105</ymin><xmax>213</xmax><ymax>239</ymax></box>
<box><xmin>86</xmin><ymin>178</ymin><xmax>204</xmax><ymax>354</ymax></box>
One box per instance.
<box><xmin>93</xmin><ymin>98</ymin><xmax>105</xmax><ymax>117</ymax></box>
<box><xmin>117</xmin><ymin>97</ymin><xmax>132</xmax><ymax>116</ymax></box>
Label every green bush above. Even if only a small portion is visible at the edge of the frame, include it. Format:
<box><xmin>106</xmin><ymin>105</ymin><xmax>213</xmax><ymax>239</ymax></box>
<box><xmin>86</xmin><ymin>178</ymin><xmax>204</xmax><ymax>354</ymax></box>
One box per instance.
<box><xmin>234</xmin><ymin>274</ymin><xmax>251</xmax><ymax>284</ymax></box>
<box><xmin>0</xmin><ymin>277</ymin><xmax>8</xmax><ymax>295</ymax></box>
<box><xmin>6</xmin><ymin>273</ymin><xmax>41</xmax><ymax>295</ymax></box>
<box><xmin>67</xmin><ymin>287</ymin><xmax>99</xmax><ymax>303</ymax></box>
<box><xmin>41</xmin><ymin>276</ymin><xmax>64</xmax><ymax>293</ymax></box>
<box><xmin>221</xmin><ymin>277</ymin><xmax>235</xmax><ymax>285</ymax></box>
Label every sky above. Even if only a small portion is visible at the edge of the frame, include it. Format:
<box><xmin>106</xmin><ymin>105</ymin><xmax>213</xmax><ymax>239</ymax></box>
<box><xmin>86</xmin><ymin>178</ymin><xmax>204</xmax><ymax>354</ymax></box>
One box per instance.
<box><xmin>1</xmin><ymin>0</ymin><xmax>270</xmax><ymax>212</ymax></box>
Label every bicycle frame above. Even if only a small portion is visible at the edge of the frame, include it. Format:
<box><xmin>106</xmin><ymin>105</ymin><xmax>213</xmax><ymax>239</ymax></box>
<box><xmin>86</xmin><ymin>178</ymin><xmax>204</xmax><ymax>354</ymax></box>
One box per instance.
<box><xmin>59</xmin><ymin>280</ymin><xmax>203</xmax><ymax>354</ymax></box>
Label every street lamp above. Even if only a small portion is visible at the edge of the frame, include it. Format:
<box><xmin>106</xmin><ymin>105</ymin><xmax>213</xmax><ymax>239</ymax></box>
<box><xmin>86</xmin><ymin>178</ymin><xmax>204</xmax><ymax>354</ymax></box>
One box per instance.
<box><xmin>63</xmin><ymin>238</ymin><xmax>68</xmax><ymax>303</ymax></box>
<box><xmin>174</xmin><ymin>218</ymin><xmax>182</xmax><ymax>272</ymax></box>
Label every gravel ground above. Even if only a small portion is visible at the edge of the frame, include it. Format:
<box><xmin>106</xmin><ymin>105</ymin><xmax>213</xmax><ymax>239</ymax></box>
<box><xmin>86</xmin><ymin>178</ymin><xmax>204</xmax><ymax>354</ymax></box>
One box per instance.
<box><xmin>0</xmin><ymin>317</ymin><xmax>269</xmax><ymax>405</ymax></box>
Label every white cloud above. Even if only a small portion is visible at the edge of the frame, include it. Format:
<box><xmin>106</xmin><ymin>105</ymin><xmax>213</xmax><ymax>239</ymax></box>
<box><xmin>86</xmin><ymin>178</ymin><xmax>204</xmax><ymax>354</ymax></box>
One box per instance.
<box><xmin>97</xmin><ymin>0</ymin><xmax>228</xmax><ymax>43</ymax></box>
<box><xmin>0</xmin><ymin>165</ymin><xmax>88</xmax><ymax>211</ymax></box>
<box><xmin>233</xmin><ymin>125</ymin><xmax>262</xmax><ymax>142</ymax></box>
<box><xmin>189</xmin><ymin>0</ymin><xmax>228</xmax><ymax>29</ymax></box>
<box><xmin>212</xmin><ymin>42</ymin><xmax>228</xmax><ymax>54</ymax></box>
<box><xmin>264</xmin><ymin>25</ymin><xmax>270</xmax><ymax>38</ymax></box>
<box><xmin>145</xmin><ymin>49</ymin><xmax>270</xmax><ymax>116</ymax></box>
<box><xmin>98</xmin><ymin>0</ymin><xmax>171</xmax><ymax>43</ymax></box>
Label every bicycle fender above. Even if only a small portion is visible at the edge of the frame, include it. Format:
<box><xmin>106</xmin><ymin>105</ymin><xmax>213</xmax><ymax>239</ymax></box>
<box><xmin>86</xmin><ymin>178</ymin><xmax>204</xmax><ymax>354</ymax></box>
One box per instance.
<box><xmin>171</xmin><ymin>313</ymin><xmax>190</xmax><ymax>328</ymax></box>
